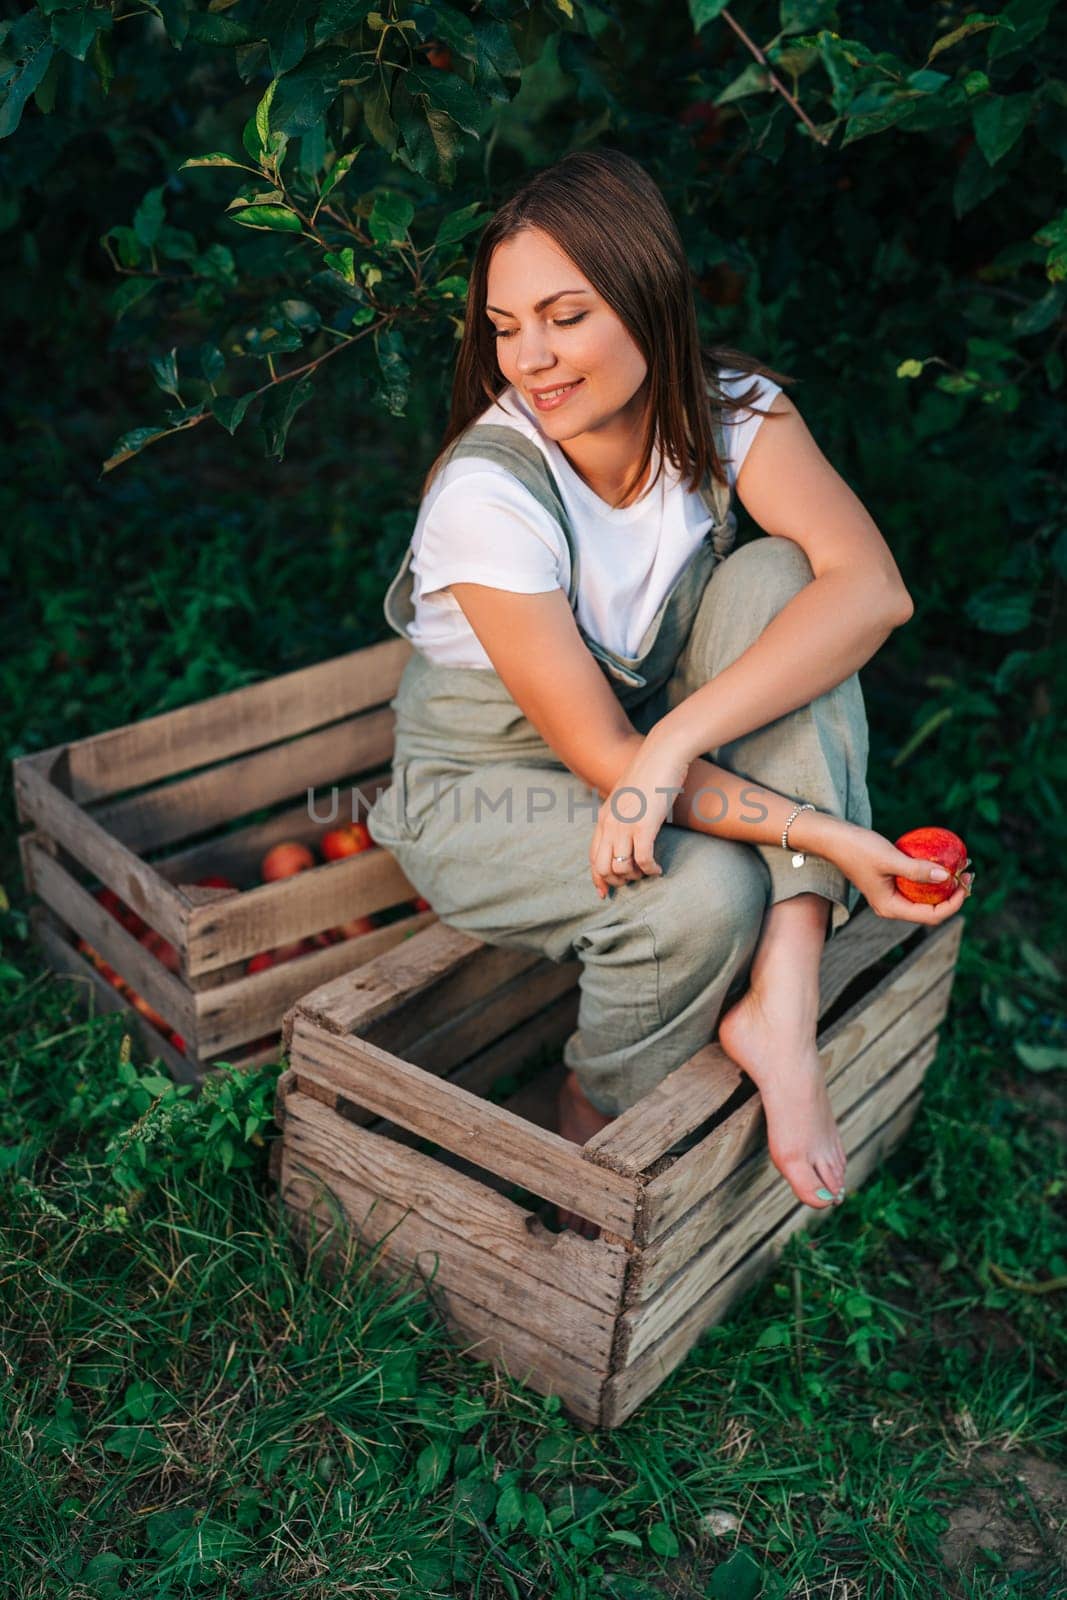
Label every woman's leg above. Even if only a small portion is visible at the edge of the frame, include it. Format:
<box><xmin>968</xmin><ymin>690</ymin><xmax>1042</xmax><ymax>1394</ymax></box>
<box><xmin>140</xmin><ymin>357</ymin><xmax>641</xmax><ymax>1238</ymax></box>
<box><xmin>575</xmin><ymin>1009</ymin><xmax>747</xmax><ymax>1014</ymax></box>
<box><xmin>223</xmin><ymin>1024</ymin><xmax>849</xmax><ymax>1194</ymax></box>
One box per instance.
<box><xmin>661</xmin><ymin>535</ymin><xmax>874</xmax><ymax>1210</ymax></box>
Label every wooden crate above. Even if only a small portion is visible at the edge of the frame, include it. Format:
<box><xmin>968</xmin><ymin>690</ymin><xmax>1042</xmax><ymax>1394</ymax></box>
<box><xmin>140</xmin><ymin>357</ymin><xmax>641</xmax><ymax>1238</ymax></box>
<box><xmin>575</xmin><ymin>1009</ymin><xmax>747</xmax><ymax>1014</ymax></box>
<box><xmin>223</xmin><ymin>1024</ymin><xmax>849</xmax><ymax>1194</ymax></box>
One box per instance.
<box><xmin>274</xmin><ymin>903</ymin><xmax>966</xmax><ymax>1428</ymax></box>
<box><xmin>12</xmin><ymin>636</ymin><xmax>434</xmax><ymax>1081</ymax></box>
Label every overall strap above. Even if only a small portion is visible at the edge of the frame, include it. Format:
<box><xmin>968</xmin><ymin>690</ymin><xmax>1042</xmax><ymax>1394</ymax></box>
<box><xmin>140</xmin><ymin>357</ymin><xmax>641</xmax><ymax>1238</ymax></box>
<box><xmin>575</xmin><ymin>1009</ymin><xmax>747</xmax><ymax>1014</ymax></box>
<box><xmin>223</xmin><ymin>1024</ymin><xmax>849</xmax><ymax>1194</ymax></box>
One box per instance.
<box><xmin>441</xmin><ymin>426</ymin><xmax>582</xmax><ymax>605</ymax></box>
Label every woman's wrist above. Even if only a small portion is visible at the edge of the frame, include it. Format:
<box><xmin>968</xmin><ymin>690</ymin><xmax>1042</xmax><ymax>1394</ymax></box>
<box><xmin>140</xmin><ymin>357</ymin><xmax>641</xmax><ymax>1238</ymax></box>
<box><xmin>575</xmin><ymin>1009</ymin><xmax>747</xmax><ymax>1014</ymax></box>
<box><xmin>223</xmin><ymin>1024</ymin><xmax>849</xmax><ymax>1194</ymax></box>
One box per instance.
<box><xmin>787</xmin><ymin>808</ymin><xmax>861</xmax><ymax>865</ymax></box>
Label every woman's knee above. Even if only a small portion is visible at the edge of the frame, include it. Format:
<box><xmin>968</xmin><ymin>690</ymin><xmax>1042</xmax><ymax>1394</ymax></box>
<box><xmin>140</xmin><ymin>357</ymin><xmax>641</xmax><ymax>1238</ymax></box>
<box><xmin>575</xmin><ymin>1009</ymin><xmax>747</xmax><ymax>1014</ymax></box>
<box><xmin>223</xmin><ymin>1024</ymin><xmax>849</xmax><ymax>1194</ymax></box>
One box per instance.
<box><xmin>639</xmin><ymin>831</ymin><xmax>769</xmax><ymax>968</ymax></box>
<box><xmin>718</xmin><ymin>534</ymin><xmax>814</xmax><ymax>612</ymax></box>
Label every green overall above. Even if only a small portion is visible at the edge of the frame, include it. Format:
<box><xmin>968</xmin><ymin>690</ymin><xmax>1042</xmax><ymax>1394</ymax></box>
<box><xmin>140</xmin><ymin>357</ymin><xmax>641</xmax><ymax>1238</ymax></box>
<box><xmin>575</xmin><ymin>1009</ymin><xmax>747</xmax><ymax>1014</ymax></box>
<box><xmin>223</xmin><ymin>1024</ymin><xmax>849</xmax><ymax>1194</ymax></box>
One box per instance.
<box><xmin>366</xmin><ymin>421</ymin><xmax>872</xmax><ymax>1115</ymax></box>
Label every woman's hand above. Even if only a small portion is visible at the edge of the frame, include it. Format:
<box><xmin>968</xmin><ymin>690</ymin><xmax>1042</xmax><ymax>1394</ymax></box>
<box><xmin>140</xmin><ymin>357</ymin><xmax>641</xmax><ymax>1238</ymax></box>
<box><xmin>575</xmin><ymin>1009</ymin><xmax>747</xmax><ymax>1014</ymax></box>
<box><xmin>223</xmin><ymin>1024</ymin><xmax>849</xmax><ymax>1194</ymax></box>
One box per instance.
<box><xmin>590</xmin><ymin>737</ymin><xmax>691</xmax><ymax>898</ymax></box>
<box><xmin>825</xmin><ymin>820</ymin><xmax>975</xmax><ymax>924</ymax></box>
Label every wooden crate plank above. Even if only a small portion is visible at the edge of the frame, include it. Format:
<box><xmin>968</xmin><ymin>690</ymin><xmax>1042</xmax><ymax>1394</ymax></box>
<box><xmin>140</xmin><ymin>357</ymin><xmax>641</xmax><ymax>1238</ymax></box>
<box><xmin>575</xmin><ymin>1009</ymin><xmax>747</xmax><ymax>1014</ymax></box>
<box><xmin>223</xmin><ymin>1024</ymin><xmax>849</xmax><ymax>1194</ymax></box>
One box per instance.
<box><xmin>638</xmin><ymin>915</ymin><xmax>964</xmax><ymax>1241</ymax></box>
<box><xmin>14</xmin><ymin>756</ymin><xmax>188</xmax><ymax>944</ymax></box>
<box><xmin>600</xmin><ymin>1087</ymin><xmax>925</xmax><ymax>1428</ymax></box>
<box><xmin>183</xmin><ymin>848</ymin><xmax>416</xmax><ymax>976</ymax></box>
<box><xmin>91</xmin><ymin>708</ymin><xmax>395</xmax><ymax>856</ymax></box>
<box><xmin>192</xmin><ymin>912</ymin><xmax>437</xmax><ymax>1055</ymax></box>
<box><xmin>151</xmin><ymin>771</ymin><xmax>391</xmax><ymax>886</ymax></box>
<box><xmin>30</xmin><ymin>907</ymin><xmax>200</xmax><ymax>1086</ymax></box>
<box><xmin>285</xmin><ymin>1013</ymin><xmax>639</xmax><ymax>1237</ymax></box>
<box><xmin>281</xmin><ymin>1090</ymin><xmax>627</xmax><ymax>1318</ymax></box>
<box><xmin>632</xmin><ymin>971</ymin><xmax>955</xmax><ymax>1302</ymax></box>
<box><xmin>584</xmin><ymin>908</ymin><xmax>927</xmax><ymax>1176</ymax></box>
<box><xmin>619</xmin><ymin>1031</ymin><xmax>938</xmax><ymax>1367</ymax></box>
<box><xmin>282</xmin><ymin>1192</ymin><xmax>606</xmax><ymax>1425</ymax></box>
<box><xmin>57</xmin><ymin>637</ymin><xmax>411</xmax><ymax>804</ymax></box>
<box><xmin>24</xmin><ymin>838</ymin><xmax>196</xmax><ymax>1036</ymax></box>
<box><xmin>288</xmin><ymin>919</ymin><xmax>487</xmax><ymax>1038</ymax></box>
<box><xmin>372</xmin><ymin>957</ymin><xmax>581</xmax><ymax>1075</ymax></box>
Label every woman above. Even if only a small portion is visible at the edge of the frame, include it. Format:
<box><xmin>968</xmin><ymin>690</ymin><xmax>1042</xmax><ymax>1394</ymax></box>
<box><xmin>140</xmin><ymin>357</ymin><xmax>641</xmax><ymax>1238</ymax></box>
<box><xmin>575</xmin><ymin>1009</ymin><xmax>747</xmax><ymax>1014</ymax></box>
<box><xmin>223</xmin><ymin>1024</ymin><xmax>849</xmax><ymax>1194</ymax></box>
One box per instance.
<box><xmin>367</xmin><ymin>149</ymin><xmax>971</xmax><ymax>1237</ymax></box>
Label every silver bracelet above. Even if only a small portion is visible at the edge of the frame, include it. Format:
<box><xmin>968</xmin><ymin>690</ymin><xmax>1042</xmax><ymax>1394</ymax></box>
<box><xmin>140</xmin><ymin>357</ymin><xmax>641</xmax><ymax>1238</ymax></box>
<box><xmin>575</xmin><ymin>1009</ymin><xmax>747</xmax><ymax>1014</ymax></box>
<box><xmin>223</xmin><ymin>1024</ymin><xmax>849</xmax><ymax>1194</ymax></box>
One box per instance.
<box><xmin>782</xmin><ymin>801</ymin><xmax>817</xmax><ymax>868</ymax></box>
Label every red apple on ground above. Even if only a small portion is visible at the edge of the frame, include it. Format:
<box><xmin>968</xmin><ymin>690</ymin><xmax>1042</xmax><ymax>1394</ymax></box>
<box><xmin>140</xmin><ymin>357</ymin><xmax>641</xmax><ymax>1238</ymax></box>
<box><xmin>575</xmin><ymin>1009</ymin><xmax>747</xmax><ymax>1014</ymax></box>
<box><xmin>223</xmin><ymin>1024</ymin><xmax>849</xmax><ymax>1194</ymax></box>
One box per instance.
<box><xmin>260</xmin><ymin>842</ymin><xmax>316</xmax><ymax>882</ymax></box>
<box><xmin>893</xmin><ymin>826</ymin><xmax>972</xmax><ymax>905</ymax></box>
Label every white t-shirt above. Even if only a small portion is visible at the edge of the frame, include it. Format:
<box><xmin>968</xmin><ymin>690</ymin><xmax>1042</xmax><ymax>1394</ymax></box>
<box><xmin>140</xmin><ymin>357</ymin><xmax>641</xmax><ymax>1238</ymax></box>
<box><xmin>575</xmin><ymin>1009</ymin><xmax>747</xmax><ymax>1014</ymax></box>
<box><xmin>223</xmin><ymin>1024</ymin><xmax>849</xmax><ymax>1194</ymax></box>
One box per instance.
<box><xmin>404</xmin><ymin>367</ymin><xmax>782</xmax><ymax>669</ymax></box>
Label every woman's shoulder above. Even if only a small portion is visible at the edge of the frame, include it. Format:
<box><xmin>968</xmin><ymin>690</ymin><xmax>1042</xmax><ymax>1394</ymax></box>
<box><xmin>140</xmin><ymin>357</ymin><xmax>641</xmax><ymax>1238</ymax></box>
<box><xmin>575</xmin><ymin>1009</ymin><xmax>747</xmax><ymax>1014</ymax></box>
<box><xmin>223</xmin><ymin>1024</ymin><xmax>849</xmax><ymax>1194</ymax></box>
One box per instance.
<box><xmin>715</xmin><ymin>366</ymin><xmax>783</xmax><ymax>419</ymax></box>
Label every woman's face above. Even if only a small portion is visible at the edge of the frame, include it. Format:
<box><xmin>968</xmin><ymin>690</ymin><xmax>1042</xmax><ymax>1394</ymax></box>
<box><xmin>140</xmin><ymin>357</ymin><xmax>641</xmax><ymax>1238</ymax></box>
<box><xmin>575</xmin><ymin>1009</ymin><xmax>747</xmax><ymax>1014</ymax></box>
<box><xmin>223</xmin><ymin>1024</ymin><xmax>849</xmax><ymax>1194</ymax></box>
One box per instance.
<box><xmin>484</xmin><ymin>227</ymin><xmax>648</xmax><ymax>437</ymax></box>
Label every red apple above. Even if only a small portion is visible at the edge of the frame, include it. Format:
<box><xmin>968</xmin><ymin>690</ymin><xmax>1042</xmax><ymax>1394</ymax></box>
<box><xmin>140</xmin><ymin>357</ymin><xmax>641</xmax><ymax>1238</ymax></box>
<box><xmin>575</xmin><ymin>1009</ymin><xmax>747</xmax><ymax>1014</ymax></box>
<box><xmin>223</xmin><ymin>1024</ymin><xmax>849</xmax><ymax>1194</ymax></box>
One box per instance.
<box><xmin>246</xmin><ymin>951</ymin><xmax>276</xmax><ymax>974</ymax></box>
<box><xmin>893</xmin><ymin>826</ymin><xmax>972</xmax><ymax>905</ymax></box>
<box><xmin>274</xmin><ymin>939</ymin><xmax>314</xmax><ymax>962</ymax></box>
<box><xmin>93</xmin><ymin>885</ymin><xmax>147</xmax><ymax>939</ymax></box>
<box><xmin>141</xmin><ymin>929</ymin><xmax>181</xmax><ymax>972</ymax></box>
<box><xmin>411</xmin><ymin>896</ymin><xmax>432</xmax><ymax>912</ymax></box>
<box><xmin>130</xmin><ymin>990</ymin><xmax>170</xmax><ymax>1033</ymax></box>
<box><xmin>332</xmin><ymin>915</ymin><xmax>377</xmax><ymax>939</ymax></box>
<box><xmin>169</xmin><ymin>1031</ymin><xmax>187</xmax><ymax>1055</ymax></box>
<box><xmin>321</xmin><ymin>822</ymin><xmax>373</xmax><ymax>861</ymax></box>
<box><xmin>261</xmin><ymin>842</ymin><xmax>316</xmax><ymax>881</ymax></box>
<box><xmin>195</xmin><ymin>874</ymin><xmax>239</xmax><ymax>891</ymax></box>
<box><xmin>425</xmin><ymin>40</ymin><xmax>452</xmax><ymax>69</ymax></box>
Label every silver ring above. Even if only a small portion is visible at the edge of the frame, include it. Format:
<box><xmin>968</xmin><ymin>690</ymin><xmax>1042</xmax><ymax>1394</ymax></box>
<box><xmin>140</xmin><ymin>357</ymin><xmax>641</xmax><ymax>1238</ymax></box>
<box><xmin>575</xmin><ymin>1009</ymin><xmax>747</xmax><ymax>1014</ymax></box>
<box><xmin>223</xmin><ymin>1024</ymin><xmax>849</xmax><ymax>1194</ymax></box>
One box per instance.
<box><xmin>612</xmin><ymin>853</ymin><xmax>634</xmax><ymax>865</ymax></box>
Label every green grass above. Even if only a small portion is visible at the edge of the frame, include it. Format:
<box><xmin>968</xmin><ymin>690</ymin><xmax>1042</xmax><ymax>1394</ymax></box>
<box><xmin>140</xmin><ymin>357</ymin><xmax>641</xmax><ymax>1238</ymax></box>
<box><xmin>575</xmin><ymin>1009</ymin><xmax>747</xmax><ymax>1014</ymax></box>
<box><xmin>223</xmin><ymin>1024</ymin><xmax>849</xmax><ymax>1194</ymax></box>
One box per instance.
<box><xmin>2</xmin><ymin>412</ymin><xmax>1065</xmax><ymax>1599</ymax></box>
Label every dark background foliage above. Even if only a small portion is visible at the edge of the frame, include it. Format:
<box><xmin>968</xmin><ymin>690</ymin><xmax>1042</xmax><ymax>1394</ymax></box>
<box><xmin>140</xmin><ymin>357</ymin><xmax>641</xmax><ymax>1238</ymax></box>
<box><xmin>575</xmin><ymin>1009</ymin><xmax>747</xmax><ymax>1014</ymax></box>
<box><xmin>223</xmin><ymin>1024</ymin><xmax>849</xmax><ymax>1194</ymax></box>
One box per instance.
<box><xmin>0</xmin><ymin>2</ymin><xmax>1064</xmax><ymax>1595</ymax></box>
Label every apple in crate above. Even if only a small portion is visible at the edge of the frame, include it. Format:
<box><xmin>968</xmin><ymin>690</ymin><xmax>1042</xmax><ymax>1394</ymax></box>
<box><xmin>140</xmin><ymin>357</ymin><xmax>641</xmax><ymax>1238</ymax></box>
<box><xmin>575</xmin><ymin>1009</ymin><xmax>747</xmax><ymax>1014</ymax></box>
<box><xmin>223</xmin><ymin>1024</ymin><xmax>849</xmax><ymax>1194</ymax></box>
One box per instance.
<box><xmin>260</xmin><ymin>843</ymin><xmax>316</xmax><ymax>881</ymax></box>
<box><xmin>321</xmin><ymin>823</ymin><xmax>373</xmax><ymax>860</ymax></box>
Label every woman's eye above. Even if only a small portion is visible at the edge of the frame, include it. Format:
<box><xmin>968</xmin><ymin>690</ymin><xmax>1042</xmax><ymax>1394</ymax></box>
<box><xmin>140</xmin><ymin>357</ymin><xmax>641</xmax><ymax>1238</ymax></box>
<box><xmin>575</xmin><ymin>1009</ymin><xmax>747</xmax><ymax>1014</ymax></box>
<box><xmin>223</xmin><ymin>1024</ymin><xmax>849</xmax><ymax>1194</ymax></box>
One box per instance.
<box><xmin>490</xmin><ymin>313</ymin><xmax>587</xmax><ymax>340</ymax></box>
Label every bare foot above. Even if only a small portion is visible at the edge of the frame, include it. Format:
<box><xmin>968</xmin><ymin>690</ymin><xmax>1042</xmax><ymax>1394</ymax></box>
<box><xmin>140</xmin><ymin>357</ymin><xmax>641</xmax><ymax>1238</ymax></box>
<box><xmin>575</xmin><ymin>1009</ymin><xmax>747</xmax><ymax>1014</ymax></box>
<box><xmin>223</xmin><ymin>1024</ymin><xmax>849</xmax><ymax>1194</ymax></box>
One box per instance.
<box><xmin>555</xmin><ymin>1070</ymin><xmax>616</xmax><ymax>1238</ymax></box>
<box><xmin>718</xmin><ymin>985</ymin><xmax>847</xmax><ymax>1210</ymax></box>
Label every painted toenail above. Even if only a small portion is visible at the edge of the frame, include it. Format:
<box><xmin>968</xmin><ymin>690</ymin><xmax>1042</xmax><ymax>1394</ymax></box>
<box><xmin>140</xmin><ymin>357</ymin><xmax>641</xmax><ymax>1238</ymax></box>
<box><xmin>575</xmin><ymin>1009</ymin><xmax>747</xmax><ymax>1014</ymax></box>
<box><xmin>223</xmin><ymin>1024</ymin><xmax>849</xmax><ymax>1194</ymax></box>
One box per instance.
<box><xmin>815</xmin><ymin>1187</ymin><xmax>834</xmax><ymax>1201</ymax></box>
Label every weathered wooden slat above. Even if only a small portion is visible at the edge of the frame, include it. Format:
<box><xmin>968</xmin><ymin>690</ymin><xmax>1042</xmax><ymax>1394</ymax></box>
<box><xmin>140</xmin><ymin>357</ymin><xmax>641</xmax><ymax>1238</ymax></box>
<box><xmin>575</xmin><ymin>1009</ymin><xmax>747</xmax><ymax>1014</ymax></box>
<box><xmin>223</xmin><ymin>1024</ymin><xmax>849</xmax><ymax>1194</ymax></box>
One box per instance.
<box><xmin>281</xmin><ymin>1090</ymin><xmax>627</xmax><ymax>1319</ymax></box>
<box><xmin>23</xmin><ymin>838</ymin><xmax>196</xmax><ymax>1036</ymax></box>
<box><xmin>57</xmin><ymin>636</ymin><xmax>411</xmax><ymax>804</ymax></box>
<box><xmin>632</xmin><ymin>971</ymin><xmax>955</xmax><ymax>1302</ymax></box>
<box><xmin>281</xmin><ymin>1172</ymin><xmax>607</xmax><ymax>1425</ymax></box>
<box><xmin>618</xmin><ymin>1030</ymin><xmax>939</xmax><ymax>1367</ymax></box>
<box><xmin>371</xmin><ymin>957</ymin><xmax>581</xmax><ymax>1075</ymax></box>
<box><xmin>584</xmin><ymin>907</ymin><xmax>927</xmax><ymax>1177</ymax></box>
<box><xmin>192</xmin><ymin>911</ymin><xmax>438</xmax><ymax>1055</ymax></box>
<box><xmin>30</xmin><ymin>906</ymin><xmax>200</xmax><ymax>1086</ymax></box>
<box><xmin>362</xmin><ymin>945</ymin><xmax>546</xmax><ymax>1055</ymax></box>
<box><xmin>285</xmin><ymin>1013</ymin><xmax>639</xmax><ymax>1237</ymax></box>
<box><xmin>637</xmin><ymin>915</ymin><xmax>964</xmax><ymax>1241</ymax></box>
<box><xmin>14</xmin><ymin>756</ymin><xmax>188</xmax><ymax>945</ymax></box>
<box><xmin>183</xmin><ymin>848</ymin><xmax>416</xmax><ymax>975</ymax></box>
<box><xmin>151</xmin><ymin>770</ymin><xmax>391</xmax><ymax>886</ymax></box>
<box><xmin>90</xmin><ymin>707</ymin><xmax>395</xmax><ymax>856</ymax></box>
<box><xmin>599</xmin><ymin>1085</ymin><xmax>925</xmax><ymax>1428</ymax></box>
<box><xmin>287</xmin><ymin>919</ymin><xmax>486</xmax><ymax>1039</ymax></box>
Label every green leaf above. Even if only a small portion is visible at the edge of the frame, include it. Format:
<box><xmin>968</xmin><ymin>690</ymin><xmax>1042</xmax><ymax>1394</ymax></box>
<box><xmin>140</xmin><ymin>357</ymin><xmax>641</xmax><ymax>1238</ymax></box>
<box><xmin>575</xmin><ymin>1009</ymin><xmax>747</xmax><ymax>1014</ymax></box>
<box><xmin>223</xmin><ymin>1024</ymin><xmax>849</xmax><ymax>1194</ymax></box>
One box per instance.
<box><xmin>396</xmin><ymin>96</ymin><xmax>461</xmax><ymax>185</ymax></box>
<box><xmin>755</xmin><ymin>1320</ymin><xmax>792</xmax><ymax>1348</ymax></box>
<box><xmin>150</xmin><ymin>348</ymin><xmax>182</xmax><ymax>401</ymax></box>
<box><xmin>323</xmin><ymin>246</ymin><xmax>356</xmax><ymax>282</ymax></box>
<box><xmin>260</xmin><ymin>374</ymin><xmax>314</xmax><ymax>460</ymax></box>
<box><xmin>368</xmin><ymin>190</ymin><xmax>414</xmax><ymax>244</ymax></box>
<box><xmin>706</xmin><ymin>1549</ymin><xmax>766</xmax><ymax>1599</ymax></box>
<box><xmin>896</xmin><ymin>358</ymin><xmax>925</xmax><ymax>378</ymax></box>
<box><xmin>375</xmin><ymin>327</ymin><xmax>409</xmax><ymax>416</ymax></box>
<box><xmin>926</xmin><ymin>12</ymin><xmax>1013</xmax><ymax>64</ymax></box>
<box><xmin>256</xmin><ymin>79</ymin><xmax>277</xmax><ymax>148</ymax></box>
<box><xmin>0</xmin><ymin>10</ymin><xmax>54</xmax><ymax>139</ymax></box>
<box><xmin>434</xmin><ymin>201</ymin><xmax>484</xmax><ymax>251</ymax></box>
<box><xmin>406</xmin><ymin>63</ymin><xmax>487</xmax><ymax>138</ymax></box>
<box><xmin>416</xmin><ymin>1439</ymin><xmax>452</xmax><ymax>1492</ymax></box>
<box><xmin>1014</xmin><ymin>1042</ymin><xmax>1067</xmax><ymax>1073</ymax></box>
<box><xmin>211</xmin><ymin>393</ymin><xmax>256</xmax><ymax>434</ymax></box>
<box><xmin>230</xmin><ymin>204</ymin><xmax>304</xmax><ymax>232</ymax></box>
<box><xmin>199</xmin><ymin>342</ymin><xmax>225</xmax><ymax>382</ymax></box>
<box><xmin>260</xmin><ymin>0</ymin><xmax>315</xmax><ymax>76</ymax></box>
<box><xmin>1019</xmin><ymin>939</ymin><xmax>1061</xmax><ymax>984</ymax></box>
<box><xmin>689</xmin><ymin>0</ymin><xmax>731</xmax><ymax>28</ymax></box>
<box><xmin>319</xmin><ymin>145</ymin><xmax>362</xmax><ymax>200</ymax></box>
<box><xmin>269</xmin><ymin>47</ymin><xmax>373</xmax><ymax>136</ymax></box>
<box><xmin>110</xmin><ymin>277</ymin><xmax>158</xmax><ymax>320</ymax></box>
<box><xmin>964</xmin><ymin>584</ymin><xmax>1034</xmax><ymax>633</ymax></box>
<box><xmin>185</xmin><ymin>12</ymin><xmax>253</xmax><ymax>44</ymax></box>
<box><xmin>101</xmin><ymin>425</ymin><xmax>172</xmax><ymax>473</ymax></box>
<box><xmin>50</xmin><ymin>6</ymin><xmax>112</xmax><ymax>63</ymax></box>
<box><xmin>180</xmin><ymin>152</ymin><xmax>249</xmax><ymax>170</ymax></box>
<box><xmin>313</xmin><ymin>0</ymin><xmax>375</xmax><ymax>46</ymax></box>
<box><xmin>988</xmin><ymin>0</ymin><xmax>1055</xmax><ymax>64</ymax></box>
<box><xmin>715</xmin><ymin>64</ymin><xmax>772</xmax><ymax>107</ymax></box>
<box><xmin>648</xmin><ymin>1521</ymin><xmax>680</xmax><ymax>1557</ymax></box>
<box><xmin>131</xmin><ymin>188</ymin><xmax>166</xmax><ymax>254</ymax></box>
<box><xmin>972</xmin><ymin>92</ymin><xmax>1032</xmax><ymax>165</ymax></box>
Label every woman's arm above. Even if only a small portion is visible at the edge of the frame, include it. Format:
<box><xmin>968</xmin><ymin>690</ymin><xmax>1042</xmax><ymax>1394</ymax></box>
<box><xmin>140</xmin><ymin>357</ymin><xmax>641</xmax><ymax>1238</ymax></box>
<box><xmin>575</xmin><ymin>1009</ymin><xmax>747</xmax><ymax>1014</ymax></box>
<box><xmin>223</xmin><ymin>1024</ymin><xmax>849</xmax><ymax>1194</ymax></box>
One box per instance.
<box><xmin>653</xmin><ymin>392</ymin><xmax>914</xmax><ymax>767</ymax></box>
<box><xmin>447</xmin><ymin>582</ymin><xmax>644</xmax><ymax>797</ymax></box>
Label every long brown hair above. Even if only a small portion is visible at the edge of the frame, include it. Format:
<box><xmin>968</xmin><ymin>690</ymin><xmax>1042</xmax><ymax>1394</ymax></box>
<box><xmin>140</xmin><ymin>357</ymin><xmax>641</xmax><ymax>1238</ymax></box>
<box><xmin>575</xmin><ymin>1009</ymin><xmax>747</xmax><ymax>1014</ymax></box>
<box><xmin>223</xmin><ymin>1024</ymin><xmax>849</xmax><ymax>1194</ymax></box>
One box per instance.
<box><xmin>420</xmin><ymin>148</ymin><xmax>795</xmax><ymax>509</ymax></box>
